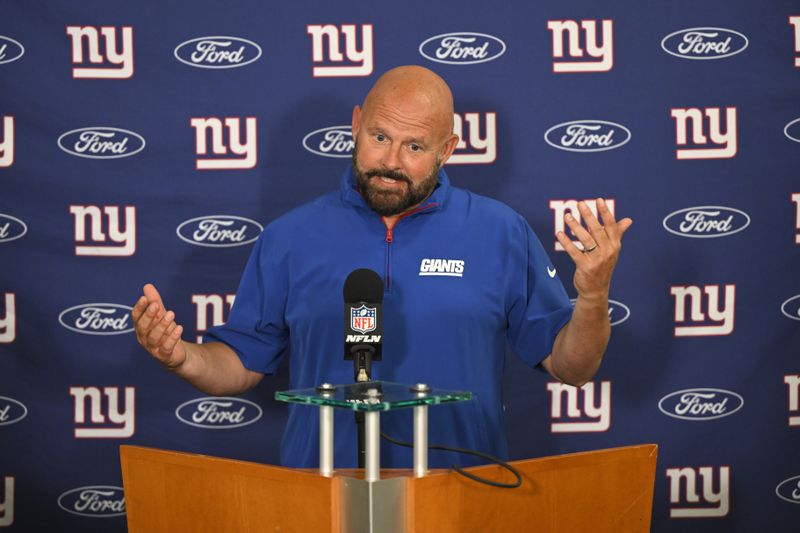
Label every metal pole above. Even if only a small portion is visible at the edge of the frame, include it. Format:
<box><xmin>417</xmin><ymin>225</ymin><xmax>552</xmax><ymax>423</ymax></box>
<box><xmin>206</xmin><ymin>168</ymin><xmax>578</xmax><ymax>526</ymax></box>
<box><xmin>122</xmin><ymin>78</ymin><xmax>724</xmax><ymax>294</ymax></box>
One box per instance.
<box><xmin>412</xmin><ymin>383</ymin><xmax>430</xmax><ymax>478</ymax></box>
<box><xmin>365</xmin><ymin>387</ymin><xmax>381</xmax><ymax>482</ymax></box>
<box><xmin>318</xmin><ymin>383</ymin><xmax>334</xmax><ymax>477</ymax></box>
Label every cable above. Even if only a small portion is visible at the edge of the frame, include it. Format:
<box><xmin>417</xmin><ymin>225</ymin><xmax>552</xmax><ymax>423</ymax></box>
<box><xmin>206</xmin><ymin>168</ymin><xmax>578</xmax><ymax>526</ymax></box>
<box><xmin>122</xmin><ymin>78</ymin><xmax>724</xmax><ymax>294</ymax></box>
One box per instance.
<box><xmin>380</xmin><ymin>431</ymin><xmax>522</xmax><ymax>489</ymax></box>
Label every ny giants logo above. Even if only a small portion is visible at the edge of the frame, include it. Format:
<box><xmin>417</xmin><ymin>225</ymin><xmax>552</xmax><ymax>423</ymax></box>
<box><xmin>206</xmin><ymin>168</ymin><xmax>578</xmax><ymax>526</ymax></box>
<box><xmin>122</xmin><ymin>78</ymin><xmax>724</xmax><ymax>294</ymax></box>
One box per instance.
<box><xmin>0</xmin><ymin>213</ymin><xmax>27</xmax><ymax>244</ymax></box>
<box><xmin>58</xmin><ymin>303</ymin><xmax>133</xmax><ymax>335</ymax></box>
<box><xmin>550</xmin><ymin>199</ymin><xmax>616</xmax><ymax>252</ymax></box>
<box><xmin>57</xmin><ymin>486</ymin><xmax>125</xmax><ymax>517</ymax></box>
<box><xmin>547</xmin><ymin>381</ymin><xmax>611</xmax><ymax>432</ymax></box>
<box><xmin>776</xmin><ymin>475</ymin><xmax>800</xmax><ymax>504</ymax></box>
<box><xmin>0</xmin><ymin>396</ymin><xmax>27</xmax><ymax>426</ymax></box>
<box><xmin>0</xmin><ymin>116</ymin><xmax>13</xmax><ymax>168</ymax></box>
<box><xmin>544</xmin><ymin>120</ymin><xmax>631</xmax><ymax>152</ymax></box>
<box><xmin>671</xmin><ymin>107</ymin><xmax>737</xmax><ymax>160</ymax></box>
<box><xmin>661</xmin><ymin>28</ymin><xmax>748</xmax><ymax>60</ymax></box>
<box><xmin>666</xmin><ymin>466</ymin><xmax>730</xmax><ymax>518</ymax></box>
<box><xmin>785</xmin><ymin>375</ymin><xmax>800</xmax><ymax>427</ymax></box>
<box><xmin>176</xmin><ymin>216</ymin><xmax>262</xmax><ymax>247</ymax></box>
<box><xmin>658</xmin><ymin>388</ymin><xmax>744</xmax><ymax>421</ymax></box>
<box><xmin>671</xmin><ymin>284</ymin><xmax>735</xmax><ymax>336</ymax></box>
<box><xmin>307</xmin><ymin>24</ymin><xmax>373</xmax><ymax>77</ymax></box>
<box><xmin>191</xmin><ymin>117</ymin><xmax>257</xmax><ymax>170</ymax></box>
<box><xmin>792</xmin><ymin>193</ymin><xmax>800</xmax><ymax>244</ymax></box>
<box><xmin>0</xmin><ymin>35</ymin><xmax>25</xmax><ymax>65</ymax></box>
<box><xmin>174</xmin><ymin>36</ymin><xmax>262</xmax><ymax>69</ymax></box>
<box><xmin>547</xmin><ymin>19</ymin><xmax>613</xmax><ymax>73</ymax></box>
<box><xmin>66</xmin><ymin>26</ymin><xmax>133</xmax><ymax>79</ymax></box>
<box><xmin>70</xmin><ymin>205</ymin><xmax>136</xmax><ymax>256</ymax></box>
<box><xmin>418</xmin><ymin>32</ymin><xmax>506</xmax><ymax>65</ymax></box>
<box><xmin>302</xmin><ymin>125</ymin><xmax>353</xmax><ymax>158</ymax></box>
<box><xmin>175</xmin><ymin>397</ymin><xmax>263</xmax><ymax>429</ymax></box>
<box><xmin>0</xmin><ymin>293</ymin><xmax>15</xmax><ymax>344</ymax></box>
<box><xmin>0</xmin><ymin>477</ymin><xmax>13</xmax><ymax>527</ymax></box>
<box><xmin>790</xmin><ymin>16</ymin><xmax>800</xmax><ymax>67</ymax></box>
<box><xmin>662</xmin><ymin>206</ymin><xmax>750</xmax><ymax>238</ymax></box>
<box><xmin>70</xmin><ymin>386</ymin><xmax>135</xmax><ymax>438</ymax></box>
<box><xmin>57</xmin><ymin>127</ymin><xmax>145</xmax><ymax>159</ymax></box>
<box><xmin>449</xmin><ymin>112</ymin><xmax>496</xmax><ymax>164</ymax></box>
<box><xmin>193</xmin><ymin>294</ymin><xmax>235</xmax><ymax>343</ymax></box>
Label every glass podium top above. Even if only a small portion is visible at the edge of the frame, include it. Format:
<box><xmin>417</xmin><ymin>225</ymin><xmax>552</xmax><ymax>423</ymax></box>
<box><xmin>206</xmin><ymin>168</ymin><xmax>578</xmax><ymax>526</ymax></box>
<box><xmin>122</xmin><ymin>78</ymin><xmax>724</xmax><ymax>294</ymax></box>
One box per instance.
<box><xmin>275</xmin><ymin>381</ymin><xmax>471</xmax><ymax>412</ymax></box>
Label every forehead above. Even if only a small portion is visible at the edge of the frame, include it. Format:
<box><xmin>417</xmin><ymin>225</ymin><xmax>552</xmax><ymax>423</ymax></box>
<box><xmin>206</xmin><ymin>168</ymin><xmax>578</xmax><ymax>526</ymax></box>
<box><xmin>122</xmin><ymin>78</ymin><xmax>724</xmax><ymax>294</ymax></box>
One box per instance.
<box><xmin>361</xmin><ymin>96</ymin><xmax>444</xmax><ymax>141</ymax></box>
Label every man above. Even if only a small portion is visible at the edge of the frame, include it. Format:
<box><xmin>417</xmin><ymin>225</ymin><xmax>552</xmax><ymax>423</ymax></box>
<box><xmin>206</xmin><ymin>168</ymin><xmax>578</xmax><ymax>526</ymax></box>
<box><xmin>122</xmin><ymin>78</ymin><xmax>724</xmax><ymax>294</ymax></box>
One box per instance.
<box><xmin>133</xmin><ymin>66</ymin><xmax>631</xmax><ymax>468</ymax></box>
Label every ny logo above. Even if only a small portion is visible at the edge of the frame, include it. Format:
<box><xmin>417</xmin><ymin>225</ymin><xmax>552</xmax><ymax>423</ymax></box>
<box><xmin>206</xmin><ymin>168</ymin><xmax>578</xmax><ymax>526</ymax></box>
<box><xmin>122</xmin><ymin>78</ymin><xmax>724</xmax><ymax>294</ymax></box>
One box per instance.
<box><xmin>0</xmin><ymin>293</ymin><xmax>14</xmax><ymax>344</ymax></box>
<box><xmin>547</xmin><ymin>19</ymin><xmax>613</xmax><ymax>73</ymax></box>
<box><xmin>666</xmin><ymin>466</ymin><xmax>730</xmax><ymax>518</ymax></box>
<box><xmin>448</xmin><ymin>112</ymin><xmax>497</xmax><ymax>164</ymax></box>
<box><xmin>0</xmin><ymin>477</ymin><xmax>13</xmax><ymax>527</ymax></box>
<box><xmin>790</xmin><ymin>16</ymin><xmax>800</xmax><ymax>67</ymax></box>
<box><xmin>549</xmin><ymin>199</ymin><xmax>616</xmax><ymax>252</ymax></box>
<box><xmin>671</xmin><ymin>284</ymin><xmax>735</xmax><ymax>336</ymax></box>
<box><xmin>792</xmin><ymin>193</ymin><xmax>800</xmax><ymax>244</ymax></box>
<box><xmin>547</xmin><ymin>381</ymin><xmax>611</xmax><ymax>432</ymax></box>
<box><xmin>192</xmin><ymin>293</ymin><xmax>235</xmax><ymax>343</ymax></box>
<box><xmin>191</xmin><ymin>117</ymin><xmax>257</xmax><ymax>170</ymax></box>
<box><xmin>307</xmin><ymin>24</ymin><xmax>373</xmax><ymax>77</ymax></box>
<box><xmin>670</xmin><ymin>107</ymin><xmax>737</xmax><ymax>159</ymax></box>
<box><xmin>70</xmin><ymin>205</ymin><xmax>136</xmax><ymax>256</ymax></box>
<box><xmin>0</xmin><ymin>116</ymin><xmax>13</xmax><ymax>168</ymax></box>
<box><xmin>66</xmin><ymin>26</ymin><xmax>134</xmax><ymax>79</ymax></box>
<box><xmin>785</xmin><ymin>375</ymin><xmax>800</xmax><ymax>427</ymax></box>
<box><xmin>70</xmin><ymin>386</ymin><xmax>135</xmax><ymax>438</ymax></box>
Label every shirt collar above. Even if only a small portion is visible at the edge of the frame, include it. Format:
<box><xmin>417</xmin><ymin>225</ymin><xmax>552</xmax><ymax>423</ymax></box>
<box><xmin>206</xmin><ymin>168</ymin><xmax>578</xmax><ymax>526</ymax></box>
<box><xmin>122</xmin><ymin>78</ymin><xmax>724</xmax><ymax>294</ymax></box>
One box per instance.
<box><xmin>340</xmin><ymin>164</ymin><xmax>451</xmax><ymax>214</ymax></box>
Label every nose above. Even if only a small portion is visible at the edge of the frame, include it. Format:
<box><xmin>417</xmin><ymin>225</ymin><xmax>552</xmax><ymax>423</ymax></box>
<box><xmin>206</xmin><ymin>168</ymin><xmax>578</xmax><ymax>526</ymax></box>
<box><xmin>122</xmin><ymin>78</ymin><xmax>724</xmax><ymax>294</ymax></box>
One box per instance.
<box><xmin>380</xmin><ymin>142</ymin><xmax>403</xmax><ymax>171</ymax></box>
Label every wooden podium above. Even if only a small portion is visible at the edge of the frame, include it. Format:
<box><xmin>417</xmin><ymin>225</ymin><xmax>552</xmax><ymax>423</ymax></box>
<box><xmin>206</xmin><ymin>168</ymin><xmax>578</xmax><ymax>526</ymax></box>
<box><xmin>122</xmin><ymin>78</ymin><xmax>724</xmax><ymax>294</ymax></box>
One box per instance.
<box><xmin>120</xmin><ymin>443</ymin><xmax>657</xmax><ymax>532</ymax></box>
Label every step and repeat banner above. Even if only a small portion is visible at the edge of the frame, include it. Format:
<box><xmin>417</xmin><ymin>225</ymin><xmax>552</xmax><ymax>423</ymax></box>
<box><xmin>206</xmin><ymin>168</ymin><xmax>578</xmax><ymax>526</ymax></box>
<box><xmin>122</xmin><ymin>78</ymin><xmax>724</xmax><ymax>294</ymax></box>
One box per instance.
<box><xmin>2</xmin><ymin>1</ymin><xmax>799</xmax><ymax>531</ymax></box>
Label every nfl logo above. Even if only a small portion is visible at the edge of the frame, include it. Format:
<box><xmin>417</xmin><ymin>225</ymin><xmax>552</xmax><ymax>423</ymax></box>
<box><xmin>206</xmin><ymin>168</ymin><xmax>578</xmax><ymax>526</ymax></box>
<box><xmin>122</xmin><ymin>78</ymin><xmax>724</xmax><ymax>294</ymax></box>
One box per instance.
<box><xmin>351</xmin><ymin>305</ymin><xmax>376</xmax><ymax>334</ymax></box>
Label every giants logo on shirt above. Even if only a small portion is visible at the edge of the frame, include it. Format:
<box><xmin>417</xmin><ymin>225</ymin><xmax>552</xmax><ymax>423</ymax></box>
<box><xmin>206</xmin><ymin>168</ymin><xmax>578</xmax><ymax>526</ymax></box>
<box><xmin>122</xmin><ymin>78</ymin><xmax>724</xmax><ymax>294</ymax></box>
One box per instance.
<box><xmin>418</xmin><ymin>258</ymin><xmax>465</xmax><ymax>277</ymax></box>
<box><xmin>547</xmin><ymin>19</ymin><xmax>613</xmax><ymax>73</ymax></box>
<box><xmin>70</xmin><ymin>386</ymin><xmax>135</xmax><ymax>438</ymax></box>
<box><xmin>785</xmin><ymin>375</ymin><xmax>800</xmax><ymax>427</ymax></box>
<box><xmin>547</xmin><ymin>381</ymin><xmax>611</xmax><ymax>432</ymax></box>
<box><xmin>666</xmin><ymin>466</ymin><xmax>730</xmax><ymax>518</ymax></box>
<box><xmin>671</xmin><ymin>284</ymin><xmax>735</xmax><ymax>336</ymax></box>
<box><xmin>790</xmin><ymin>16</ymin><xmax>800</xmax><ymax>67</ymax></box>
<box><xmin>449</xmin><ymin>112</ymin><xmax>496</xmax><ymax>164</ymax></box>
<box><xmin>70</xmin><ymin>205</ymin><xmax>136</xmax><ymax>257</ymax></box>
<box><xmin>671</xmin><ymin>107</ymin><xmax>737</xmax><ymax>159</ymax></box>
<box><xmin>66</xmin><ymin>26</ymin><xmax>134</xmax><ymax>79</ymax></box>
<box><xmin>549</xmin><ymin>199</ymin><xmax>616</xmax><ymax>252</ymax></box>
<box><xmin>0</xmin><ymin>293</ymin><xmax>16</xmax><ymax>344</ymax></box>
<box><xmin>193</xmin><ymin>293</ymin><xmax>235</xmax><ymax>343</ymax></box>
<box><xmin>191</xmin><ymin>117</ymin><xmax>257</xmax><ymax>170</ymax></box>
<box><xmin>0</xmin><ymin>116</ymin><xmax>13</xmax><ymax>168</ymax></box>
<box><xmin>307</xmin><ymin>24</ymin><xmax>373</xmax><ymax>77</ymax></box>
<box><xmin>0</xmin><ymin>477</ymin><xmax>13</xmax><ymax>527</ymax></box>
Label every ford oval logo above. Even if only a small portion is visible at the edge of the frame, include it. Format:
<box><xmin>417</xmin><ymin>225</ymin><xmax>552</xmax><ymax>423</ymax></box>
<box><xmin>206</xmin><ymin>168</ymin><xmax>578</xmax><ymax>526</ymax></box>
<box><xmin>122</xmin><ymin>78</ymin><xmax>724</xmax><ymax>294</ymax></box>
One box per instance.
<box><xmin>661</xmin><ymin>27</ymin><xmax>748</xmax><ymax>60</ymax></box>
<box><xmin>784</xmin><ymin>118</ymin><xmax>800</xmax><ymax>144</ymax></box>
<box><xmin>57</xmin><ymin>486</ymin><xmax>126</xmax><ymax>517</ymax></box>
<box><xmin>658</xmin><ymin>388</ymin><xmax>744</xmax><ymax>421</ymax></box>
<box><xmin>0</xmin><ymin>396</ymin><xmax>28</xmax><ymax>426</ymax></box>
<box><xmin>175</xmin><ymin>397</ymin><xmax>263</xmax><ymax>429</ymax></box>
<box><xmin>302</xmin><ymin>125</ymin><xmax>354</xmax><ymax>158</ymax></box>
<box><xmin>0</xmin><ymin>213</ymin><xmax>28</xmax><ymax>244</ymax></box>
<box><xmin>58</xmin><ymin>303</ymin><xmax>134</xmax><ymax>335</ymax></box>
<box><xmin>176</xmin><ymin>215</ymin><xmax>263</xmax><ymax>248</ymax></box>
<box><xmin>57</xmin><ymin>127</ymin><xmax>145</xmax><ymax>159</ymax></box>
<box><xmin>776</xmin><ymin>476</ymin><xmax>800</xmax><ymax>504</ymax></box>
<box><xmin>663</xmin><ymin>206</ymin><xmax>750</xmax><ymax>239</ymax></box>
<box><xmin>174</xmin><ymin>36</ymin><xmax>262</xmax><ymax>69</ymax></box>
<box><xmin>544</xmin><ymin>120</ymin><xmax>631</xmax><ymax>153</ymax></box>
<box><xmin>0</xmin><ymin>36</ymin><xmax>25</xmax><ymax>65</ymax></box>
<box><xmin>569</xmin><ymin>298</ymin><xmax>630</xmax><ymax>327</ymax></box>
<box><xmin>419</xmin><ymin>32</ymin><xmax>506</xmax><ymax>65</ymax></box>
<box><xmin>781</xmin><ymin>295</ymin><xmax>800</xmax><ymax>321</ymax></box>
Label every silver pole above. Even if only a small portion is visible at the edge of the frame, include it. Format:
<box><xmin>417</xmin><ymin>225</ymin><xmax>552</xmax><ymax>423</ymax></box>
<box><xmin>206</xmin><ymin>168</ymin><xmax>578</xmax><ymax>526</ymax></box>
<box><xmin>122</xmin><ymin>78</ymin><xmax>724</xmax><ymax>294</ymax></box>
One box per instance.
<box><xmin>365</xmin><ymin>387</ymin><xmax>381</xmax><ymax>482</ymax></box>
<box><xmin>413</xmin><ymin>404</ymin><xmax>428</xmax><ymax>477</ymax></box>
<box><xmin>318</xmin><ymin>383</ymin><xmax>334</xmax><ymax>477</ymax></box>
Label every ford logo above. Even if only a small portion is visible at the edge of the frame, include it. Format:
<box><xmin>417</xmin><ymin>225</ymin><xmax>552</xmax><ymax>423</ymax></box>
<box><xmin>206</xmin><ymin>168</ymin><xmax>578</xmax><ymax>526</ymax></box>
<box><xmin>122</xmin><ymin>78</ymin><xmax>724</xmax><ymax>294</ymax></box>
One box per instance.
<box><xmin>658</xmin><ymin>388</ymin><xmax>744</xmax><ymax>421</ymax></box>
<box><xmin>58</xmin><ymin>303</ymin><xmax>134</xmax><ymax>335</ymax></box>
<box><xmin>784</xmin><ymin>118</ymin><xmax>800</xmax><ymax>144</ymax></box>
<box><xmin>544</xmin><ymin>120</ymin><xmax>631</xmax><ymax>153</ymax></box>
<box><xmin>302</xmin><ymin>125</ymin><xmax>353</xmax><ymax>158</ymax></box>
<box><xmin>663</xmin><ymin>206</ymin><xmax>750</xmax><ymax>239</ymax></box>
<box><xmin>0</xmin><ymin>36</ymin><xmax>25</xmax><ymax>65</ymax></box>
<box><xmin>781</xmin><ymin>295</ymin><xmax>800</xmax><ymax>321</ymax></box>
<box><xmin>57</xmin><ymin>486</ymin><xmax>125</xmax><ymax>517</ymax></box>
<box><xmin>175</xmin><ymin>397</ymin><xmax>263</xmax><ymax>429</ymax></box>
<box><xmin>776</xmin><ymin>476</ymin><xmax>800</xmax><ymax>504</ymax></box>
<box><xmin>419</xmin><ymin>32</ymin><xmax>506</xmax><ymax>65</ymax></box>
<box><xmin>176</xmin><ymin>215</ymin><xmax>263</xmax><ymax>248</ymax></box>
<box><xmin>661</xmin><ymin>27</ymin><xmax>748</xmax><ymax>60</ymax></box>
<box><xmin>174</xmin><ymin>36</ymin><xmax>262</xmax><ymax>69</ymax></box>
<box><xmin>57</xmin><ymin>127</ymin><xmax>145</xmax><ymax>159</ymax></box>
<box><xmin>0</xmin><ymin>213</ymin><xmax>27</xmax><ymax>244</ymax></box>
<box><xmin>569</xmin><ymin>298</ymin><xmax>630</xmax><ymax>327</ymax></box>
<box><xmin>0</xmin><ymin>396</ymin><xmax>28</xmax><ymax>426</ymax></box>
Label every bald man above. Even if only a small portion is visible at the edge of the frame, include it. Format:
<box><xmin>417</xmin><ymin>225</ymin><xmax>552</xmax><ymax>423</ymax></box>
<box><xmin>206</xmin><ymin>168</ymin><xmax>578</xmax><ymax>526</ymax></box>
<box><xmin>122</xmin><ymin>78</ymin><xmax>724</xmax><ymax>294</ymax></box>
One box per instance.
<box><xmin>132</xmin><ymin>66</ymin><xmax>631</xmax><ymax>468</ymax></box>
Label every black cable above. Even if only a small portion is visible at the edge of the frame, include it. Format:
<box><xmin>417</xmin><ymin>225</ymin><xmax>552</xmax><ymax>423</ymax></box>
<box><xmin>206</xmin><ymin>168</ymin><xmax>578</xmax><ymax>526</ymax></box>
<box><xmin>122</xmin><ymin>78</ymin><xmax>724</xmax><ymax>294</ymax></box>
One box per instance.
<box><xmin>380</xmin><ymin>431</ymin><xmax>522</xmax><ymax>489</ymax></box>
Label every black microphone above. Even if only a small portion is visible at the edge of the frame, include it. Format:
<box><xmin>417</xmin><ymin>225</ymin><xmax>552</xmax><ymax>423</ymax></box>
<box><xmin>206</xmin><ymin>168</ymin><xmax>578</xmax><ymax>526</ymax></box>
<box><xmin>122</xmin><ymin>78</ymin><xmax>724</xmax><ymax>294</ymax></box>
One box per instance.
<box><xmin>343</xmin><ymin>268</ymin><xmax>384</xmax><ymax>382</ymax></box>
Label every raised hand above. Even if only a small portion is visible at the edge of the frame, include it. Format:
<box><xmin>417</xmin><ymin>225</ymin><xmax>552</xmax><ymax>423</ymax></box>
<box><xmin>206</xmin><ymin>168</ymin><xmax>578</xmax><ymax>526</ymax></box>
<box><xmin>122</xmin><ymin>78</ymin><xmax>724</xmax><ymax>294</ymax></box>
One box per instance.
<box><xmin>132</xmin><ymin>283</ymin><xmax>186</xmax><ymax>369</ymax></box>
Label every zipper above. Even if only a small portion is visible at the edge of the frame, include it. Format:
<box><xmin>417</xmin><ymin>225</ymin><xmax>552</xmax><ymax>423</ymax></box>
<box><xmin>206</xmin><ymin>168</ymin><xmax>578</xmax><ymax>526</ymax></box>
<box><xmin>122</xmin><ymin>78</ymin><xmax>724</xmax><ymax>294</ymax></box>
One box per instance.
<box><xmin>382</xmin><ymin>203</ymin><xmax>438</xmax><ymax>290</ymax></box>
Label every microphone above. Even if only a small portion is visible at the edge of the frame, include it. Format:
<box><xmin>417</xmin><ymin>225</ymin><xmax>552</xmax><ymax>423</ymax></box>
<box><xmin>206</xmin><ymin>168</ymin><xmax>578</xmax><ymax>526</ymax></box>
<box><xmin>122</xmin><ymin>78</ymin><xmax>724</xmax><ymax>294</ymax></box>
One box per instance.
<box><xmin>343</xmin><ymin>268</ymin><xmax>384</xmax><ymax>382</ymax></box>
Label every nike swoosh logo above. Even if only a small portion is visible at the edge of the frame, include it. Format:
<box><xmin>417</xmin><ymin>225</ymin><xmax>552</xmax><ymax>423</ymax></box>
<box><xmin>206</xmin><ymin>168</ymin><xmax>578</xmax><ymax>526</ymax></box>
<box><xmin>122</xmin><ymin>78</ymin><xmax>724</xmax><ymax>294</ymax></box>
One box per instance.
<box><xmin>547</xmin><ymin>266</ymin><xmax>557</xmax><ymax>278</ymax></box>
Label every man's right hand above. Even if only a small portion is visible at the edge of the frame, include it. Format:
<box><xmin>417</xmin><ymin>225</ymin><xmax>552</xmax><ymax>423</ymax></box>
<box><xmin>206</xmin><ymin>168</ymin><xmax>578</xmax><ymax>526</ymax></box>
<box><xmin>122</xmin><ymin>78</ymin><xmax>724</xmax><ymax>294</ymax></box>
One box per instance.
<box><xmin>132</xmin><ymin>283</ymin><xmax>186</xmax><ymax>369</ymax></box>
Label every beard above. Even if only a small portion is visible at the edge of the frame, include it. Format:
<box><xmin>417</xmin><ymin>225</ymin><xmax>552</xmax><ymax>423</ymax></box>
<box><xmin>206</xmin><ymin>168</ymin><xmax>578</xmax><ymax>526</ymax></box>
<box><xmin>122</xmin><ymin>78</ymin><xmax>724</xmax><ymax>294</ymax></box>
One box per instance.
<box><xmin>353</xmin><ymin>143</ymin><xmax>441</xmax><ymax>217</ymax></box>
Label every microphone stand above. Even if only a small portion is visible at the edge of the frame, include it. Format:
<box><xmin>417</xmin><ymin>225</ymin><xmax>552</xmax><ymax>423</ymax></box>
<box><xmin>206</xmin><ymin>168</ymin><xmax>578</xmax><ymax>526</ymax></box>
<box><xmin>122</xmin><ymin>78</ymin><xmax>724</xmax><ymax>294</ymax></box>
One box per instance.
<box><xmin>352</xmin><ymin>346</ymin><xmax>374</xmax><ymax>469</ymax></box>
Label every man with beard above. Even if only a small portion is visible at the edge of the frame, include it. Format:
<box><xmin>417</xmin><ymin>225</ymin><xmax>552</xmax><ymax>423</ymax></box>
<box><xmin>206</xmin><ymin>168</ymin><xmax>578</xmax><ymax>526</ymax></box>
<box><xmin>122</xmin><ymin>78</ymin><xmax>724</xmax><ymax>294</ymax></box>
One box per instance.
<box><xmin>132</xmin><ymin>65</ymin><xmax>631</xmax><ymax>468</ymax></box>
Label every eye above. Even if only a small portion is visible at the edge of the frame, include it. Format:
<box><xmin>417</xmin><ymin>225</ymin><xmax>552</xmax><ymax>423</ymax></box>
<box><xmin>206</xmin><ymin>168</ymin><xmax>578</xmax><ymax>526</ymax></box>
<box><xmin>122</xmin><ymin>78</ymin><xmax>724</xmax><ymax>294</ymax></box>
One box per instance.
<box><xmin>408</xmin><ymin>143</ymin><xmax>422</xmax><ymax>152</ymax></box>
<box><xmin>374</xmin><ymin>133</ymin><xmax>386</xmax><ymax>142</ymax></box>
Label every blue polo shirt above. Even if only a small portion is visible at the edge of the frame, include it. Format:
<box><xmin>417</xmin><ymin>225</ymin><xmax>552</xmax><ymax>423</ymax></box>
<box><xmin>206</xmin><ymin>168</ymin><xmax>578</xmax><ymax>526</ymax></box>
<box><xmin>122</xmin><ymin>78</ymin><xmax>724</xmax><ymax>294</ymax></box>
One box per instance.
<box><xmin>205</xmin><ymin>166</ymin><xmax>572</xmax><ymax>468</ymax></box>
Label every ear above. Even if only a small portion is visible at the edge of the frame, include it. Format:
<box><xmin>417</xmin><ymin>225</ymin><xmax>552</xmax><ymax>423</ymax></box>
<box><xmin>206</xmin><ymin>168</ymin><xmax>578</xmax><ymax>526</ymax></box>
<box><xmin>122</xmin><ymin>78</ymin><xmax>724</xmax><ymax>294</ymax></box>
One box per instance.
<box><xmin>351</xmin><ymin>105</ymin><xmax>361</xmax><ymax>139</ymax></box>
<box><xmin>437</xmin><ymin>133</ymin><xmax>460</xmax><ymax>165</ymax></box>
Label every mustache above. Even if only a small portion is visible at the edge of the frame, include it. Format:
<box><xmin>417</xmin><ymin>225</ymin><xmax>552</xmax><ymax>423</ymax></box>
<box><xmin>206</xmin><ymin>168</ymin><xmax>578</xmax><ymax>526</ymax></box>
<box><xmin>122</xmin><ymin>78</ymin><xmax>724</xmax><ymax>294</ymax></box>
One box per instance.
<box><xmin>364</xmin><ymin>168</ymin><xmax>412</xmax><ymax>184</ymax></box>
